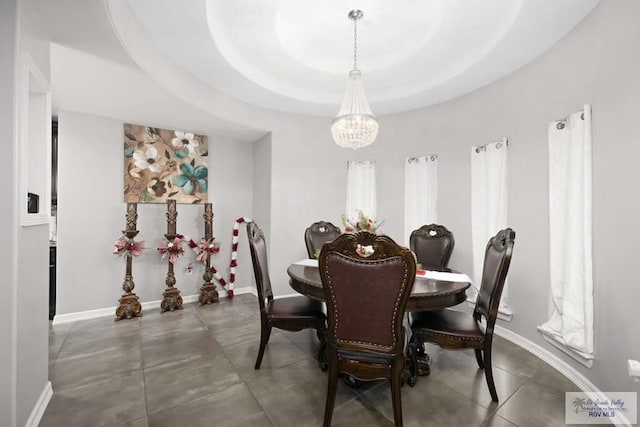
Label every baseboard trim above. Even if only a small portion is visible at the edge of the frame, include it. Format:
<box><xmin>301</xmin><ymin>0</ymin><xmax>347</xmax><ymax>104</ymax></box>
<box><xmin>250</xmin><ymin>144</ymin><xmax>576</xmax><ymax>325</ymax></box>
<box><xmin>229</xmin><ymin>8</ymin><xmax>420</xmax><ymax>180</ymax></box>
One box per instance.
<box><xmin>52</xmin><ymin>286</ymin><xmax>255</xmax><ymax>325</ymax></box>
<box><xmin>25</xmin><ymin>381</ymin><xmax>52</xmax><ymax>427</ymax></box>
<box><xmin>537</xmin><ymin>326</ymin><xmax>594</xmax><ymax>368</ymax></box>
<box><xmin>494</xmin><ymin>326</ymin><xmax>632</xmax><ymax>427</ymax></box>
<box><xmin>494</xmin><ymin>325</ymin><xmax>596</xmax><ymax>391</ymax></box>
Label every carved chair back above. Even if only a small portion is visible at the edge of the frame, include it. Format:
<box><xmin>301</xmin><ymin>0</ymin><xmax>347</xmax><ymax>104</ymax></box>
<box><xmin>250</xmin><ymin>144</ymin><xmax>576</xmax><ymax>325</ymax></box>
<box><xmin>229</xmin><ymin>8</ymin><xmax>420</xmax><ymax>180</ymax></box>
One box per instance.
<box><xmin>305</xmin><ymin>221</ymin><xmax>342</xmax><ymax>259</ymax></box>
<box><xmin>473</xmin><ymin>228</ymin><xmax>515</xmax><ymax>333</ymax></box>
<box><xmin>247</xmin><ymin>222</ymin><xmax>274</xmax><ymax>313</ymax></box>
<box><xmin>409</xmin><ymin>224</ymin><xmax>455</xmax><ymax>270</ymax></box>
<box><xmin>319</xmin><ymin>231</ymin><xmax>416</xmax><ymax>356</ymax></box>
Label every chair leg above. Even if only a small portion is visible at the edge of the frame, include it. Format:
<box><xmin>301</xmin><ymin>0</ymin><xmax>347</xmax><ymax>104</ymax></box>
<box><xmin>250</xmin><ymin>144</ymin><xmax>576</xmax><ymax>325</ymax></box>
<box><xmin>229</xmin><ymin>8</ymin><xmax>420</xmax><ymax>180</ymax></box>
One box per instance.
<box><xmin>323</xmin><ymin>352</ymin><xmax>339</xmax><ymax>427</ymax></box>
<box><xmin>474</xmin><ymin>348</ymin><xmax>484</xmax><ymax>369</ymax></box>
<box><xmin>254</xmin><ymin>322</ymin><xmax>272</xmax><ymax>370</ymax></box>
<box><xmin>483</xmin><ymin>344</ymin><xmax>498</xmax><ymax>402</ymax></box>
<box><xmin>406</xmin><ymin>335</ymin><xmax>419</xmax><ymax>387</ymax></box>
<box><xmin>391</xmin><ymin>361</ymin><xmax>404</xmax><ymax>427</ymax></box>
<box><xmin>317</xmin><ymin>326</ymin><xmax>328</xmax><ymax>371</ymax></box>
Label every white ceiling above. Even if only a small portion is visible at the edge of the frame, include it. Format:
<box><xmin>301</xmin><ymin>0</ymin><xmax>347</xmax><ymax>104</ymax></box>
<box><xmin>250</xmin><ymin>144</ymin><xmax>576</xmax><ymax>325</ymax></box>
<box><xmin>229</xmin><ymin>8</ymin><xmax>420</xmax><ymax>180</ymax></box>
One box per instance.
<box><xmin>125</xmin><ymin>0</ymin><xmax>600</xmax><ymax>117</ymax></box>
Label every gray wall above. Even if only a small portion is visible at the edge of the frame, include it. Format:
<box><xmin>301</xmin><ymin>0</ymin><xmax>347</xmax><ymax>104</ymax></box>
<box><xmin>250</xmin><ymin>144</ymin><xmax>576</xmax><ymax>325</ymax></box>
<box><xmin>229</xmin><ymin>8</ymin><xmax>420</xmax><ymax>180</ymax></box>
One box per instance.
<box><xmin>57</xmin><ymin>111</ymin><xmax>255</xmax><ymax>314</ymax></box>
<box><xmin>264</xmin><ymin>0</ymin><xmax>640</xmax><ymax>393</ymax></box>
<box><xmin>0</xmin><ymin>1</ymin><xmax>52</xmax><ymax>426</ymax></box>
<box><xmin>0</xmin><ymin>2</ymin><xmax>19</xmax><ymax>425</ymax></box>
<box><xmin>252</xmin><ymin>132</ymin><xmax>272</xmax><ymax>246</ymax></box>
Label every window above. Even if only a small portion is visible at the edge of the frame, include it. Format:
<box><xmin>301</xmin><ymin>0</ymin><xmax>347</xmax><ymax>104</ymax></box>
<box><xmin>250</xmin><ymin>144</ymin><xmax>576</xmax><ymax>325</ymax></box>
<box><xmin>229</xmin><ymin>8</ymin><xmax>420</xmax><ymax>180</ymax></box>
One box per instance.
<box><xmin>404</xmin><ymin>155</ymin><xmax>438</xmax><ymax>245</ymax></box>
<box><xmin>345</xmin><ymin>160</ymin><xmax>376</xmax><ymax>221</ymax></box>
<box><xmin>538</xmin><ymin>105</ymin><xmax>594</xmax><ymax>367</ymax></box>
<box><xmin>470</xmin><ymin>138</ymin><xmax>510</xmax><ymax>319</ymax></box>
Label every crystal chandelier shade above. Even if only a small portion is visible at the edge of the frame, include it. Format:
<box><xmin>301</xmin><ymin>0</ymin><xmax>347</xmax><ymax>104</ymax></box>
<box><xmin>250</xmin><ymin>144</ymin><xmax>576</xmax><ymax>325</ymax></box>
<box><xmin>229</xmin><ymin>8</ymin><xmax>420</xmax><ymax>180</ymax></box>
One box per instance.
<box><xmin>331</xmin><ymin>10</ymin><xmax>378</xmax><ymax>150</ymax></box>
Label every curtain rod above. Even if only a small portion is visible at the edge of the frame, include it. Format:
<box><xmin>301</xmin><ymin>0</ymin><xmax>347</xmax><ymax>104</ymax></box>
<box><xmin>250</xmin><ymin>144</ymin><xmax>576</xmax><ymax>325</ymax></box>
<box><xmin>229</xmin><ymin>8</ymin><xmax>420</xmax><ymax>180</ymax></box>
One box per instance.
<box><xmin>555</xmin><ymin>104</ymin><xmax>591</xmax><ymax>124</ymax></box>
<box><xmin>474</xmin><ymin>137</ymin><xmax>509</xmax><ymax>153</ymax></box>
<box><xmin>407</xmin><ymin>155</ymin><xmax>438</xmax><ymax>163</ymax></box>
<box><xmin>555</xmin><ymin>112</ymin><xmax>585</xmax><ymax>123</ymax></box>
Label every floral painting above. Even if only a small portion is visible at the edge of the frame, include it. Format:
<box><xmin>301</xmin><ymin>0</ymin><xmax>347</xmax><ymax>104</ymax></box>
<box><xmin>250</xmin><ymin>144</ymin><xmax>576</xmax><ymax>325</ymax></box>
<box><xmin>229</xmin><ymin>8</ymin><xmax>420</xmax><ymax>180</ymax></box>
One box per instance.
<box><xmin>123</xmin><ymin>123</ymin><xmax>208</xmax><ymax>204</ymax></box>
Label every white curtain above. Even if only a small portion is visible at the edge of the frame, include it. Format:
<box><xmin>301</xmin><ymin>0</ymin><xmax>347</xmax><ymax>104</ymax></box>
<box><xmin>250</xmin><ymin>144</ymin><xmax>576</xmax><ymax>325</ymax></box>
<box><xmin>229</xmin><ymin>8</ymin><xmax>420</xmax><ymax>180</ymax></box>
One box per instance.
<box><xmin>404</xmin><ymin>155</ymin><xmax>438</xmax><ymax>246</ymax></box>
<box><xmin>539</xmin><ymin>105</ymin><xmax>593</xmax><ymax>359</ymax></box>
<box><xmin>346</xmin><ymin>160</ymin><xmax>376</xmax><ymax>221</ymax></box>
<box><xmin>471</xmin><ymin>138</ymin><xmax>509</xmax><ymax>311</ymax></box>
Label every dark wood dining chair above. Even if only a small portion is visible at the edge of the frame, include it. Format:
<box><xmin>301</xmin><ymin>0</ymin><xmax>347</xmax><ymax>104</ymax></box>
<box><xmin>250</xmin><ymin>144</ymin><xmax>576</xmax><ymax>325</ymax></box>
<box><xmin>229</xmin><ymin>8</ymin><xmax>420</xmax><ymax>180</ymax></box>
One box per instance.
<box><xmin>409</xmin><ymin>224</ymin><xmax>455</xmax><ymax>270</ymax></box>
<box><xmin>247</xmin><ymin>222</ymin><xmax>327</xmax><ymax>370</ymax></box>
<box><xmin>318</xmin><ymin>231</ymin><xmax>416</xmax><ymax>427</ymax></box>
<box><xmin>304</xmin><ymin>221</ymin><xmax>342</xmax><ymax>259</ymax></box>
<box><xmin>408</xmin><ymin>228</ymin><xmax>515</xmax><ymax>402</ymax></box>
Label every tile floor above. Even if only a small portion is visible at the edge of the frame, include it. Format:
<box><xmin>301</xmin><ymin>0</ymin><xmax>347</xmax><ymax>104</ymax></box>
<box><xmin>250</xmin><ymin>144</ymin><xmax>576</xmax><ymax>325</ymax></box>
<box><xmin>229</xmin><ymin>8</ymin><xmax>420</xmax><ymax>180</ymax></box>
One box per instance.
<box><xmin>42</xmin><ymin>294</ymin><xmax>595</xmax><ymax>426</ymax></box>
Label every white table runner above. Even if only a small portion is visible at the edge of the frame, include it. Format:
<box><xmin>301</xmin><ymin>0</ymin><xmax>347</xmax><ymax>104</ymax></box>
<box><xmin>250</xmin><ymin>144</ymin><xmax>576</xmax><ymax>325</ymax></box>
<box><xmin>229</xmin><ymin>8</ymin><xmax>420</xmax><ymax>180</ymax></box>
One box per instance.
<box><xmin>416</xmin><ymin>270</ymin><xmax>472</xmax><ymax>283</ymax></box>
<box><xmin>293</xmin><ymin>259</ymin><xmax>471</xmax><ymax>283</ymax></box>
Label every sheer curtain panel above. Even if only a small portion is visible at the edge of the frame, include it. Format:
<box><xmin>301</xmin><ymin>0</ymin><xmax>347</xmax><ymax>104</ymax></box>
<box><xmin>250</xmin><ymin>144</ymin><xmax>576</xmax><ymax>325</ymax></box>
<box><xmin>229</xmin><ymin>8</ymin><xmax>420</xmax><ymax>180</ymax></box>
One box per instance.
<box><xmin>538</xmin><ymin>105</ymin><xmax>594</xmax><ymax>366</ymax></box>
<box><xmin>404</xmin><ymin>155</ymin><xmax>438</xmax><ymax>246</ymax></box>
<box><xmin>471</xmin><ymin>138</ymin><xmax>510</xmax><ymax>315</ymax></box>
<box><xmin>346</xmin><ymin>160</ymin><xmax>376</xmax><ymax>221</ymax></box>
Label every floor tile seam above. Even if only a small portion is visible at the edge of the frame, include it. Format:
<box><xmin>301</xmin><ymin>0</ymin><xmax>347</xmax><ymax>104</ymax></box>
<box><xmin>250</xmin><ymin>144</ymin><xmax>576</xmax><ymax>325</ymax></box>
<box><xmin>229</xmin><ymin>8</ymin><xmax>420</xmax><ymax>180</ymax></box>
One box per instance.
<box><xmin>191</xmin><ymin>302</ymin><xmax>212</xmax><ymax>327</ymax></box>
<box><xmin>526</xmin><ymin>363</ymin><xmax>579</xmax><ymax>393</ymax></box>
<box><xmin>526</xmin><ymin>370</ymin><xmax>574</xmax><ymax>391</ymax></box>
<box><xmin>49</xmin><ymin>366</ymin><xmax>146</xmax><ymax>393</ymax></box>
<box><xmin>58</xmin><ymin>332</ymin><xmax>143</xmax><ymax>352</ymax></box>
<box><xmin>522</xmin><ymin>374</ymin><xmax>567</xmax><ymax>399</ymax></box>
<box><xmin>139</xmin><ymin>330</ymin><xmax>219</xmax><ymax>350</ymax></box>
<box><xmin>141</xmin><ymin>348</ymin><xmax>231</xmax><ymax>372</ymax></box>
<box><xmin>491</xmin><ymin>381</ymin><xmax>531</xmax><ymax>425</ymax></box>
<box><xmin>141</xmin><ymin>361</ymin><xmax>246</xmax><ymax>418</ymax></box>
<box><xmin>476</xmin><ymin>365</ymin><xmax>522</xmax><ymax>415</ymax></box>
<box><xmin>139</xmin><ymin>317</ymin><xmax>151</xmax><ymax>420</ymax></box>
<box><xmin>144</xmin><ymin>381</ymin><xmax>272</xmax><ymax>423</ymax></box>
<box><xmin>478</xmin><ymin>413</ymin><xmax>517</xmax><ymax>427</ymax></box>
<box><xmin>50</xmin><ymin>321</ymin><xmax>81</xmax><ymax>358</ymax></box>
<box><xmin>414</xmin><ymin>374</ymin><xmax>498</xmax><ymax>424</ymax></box>
<box><xmin>493</xmin><ymin>362</ymin><xmax>536</xmax><ymax>381</ymax></box>
<box><xmin>350</xmin><ymin>389</ymin><xmax>395</xmax><ymax>425</ymax></box>
<box><xmin>325</xmin><ymin>382</ymin><xmax>402</xmax><ymax>424</ymax></box>
<box><xmin>242</xmin><ymin>373</ymin><xmax>279</xmax><ymax>427</ymax></box>
<box><xmin>49</xmin><ymin>341</ymin><xmax>64</xmax><ymax>365</ymax></box>
<box><xmin>117</xmin><ymin>416</ymin><xmax>148</xmax><ymax>427</ymax></box>
<box><xmin>54</xmin><ymin>343</ymin><xmax>144</xmax><ymax>363</ymax></box>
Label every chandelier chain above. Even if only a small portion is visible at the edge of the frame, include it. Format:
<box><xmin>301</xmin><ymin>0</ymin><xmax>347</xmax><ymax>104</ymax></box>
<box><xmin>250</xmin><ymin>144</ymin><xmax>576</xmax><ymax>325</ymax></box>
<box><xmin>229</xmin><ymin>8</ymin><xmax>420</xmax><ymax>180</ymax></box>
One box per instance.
<box><xmin>353</xmin><ymin>16</ymin><xmax>358</xmax><ymax>71</ymax></box>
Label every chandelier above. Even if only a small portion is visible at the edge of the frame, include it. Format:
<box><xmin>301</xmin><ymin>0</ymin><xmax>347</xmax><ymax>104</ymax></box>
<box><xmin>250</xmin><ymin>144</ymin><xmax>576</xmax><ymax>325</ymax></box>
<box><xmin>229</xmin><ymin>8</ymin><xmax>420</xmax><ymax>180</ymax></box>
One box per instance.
<box><xmin>331</xmin><ymin>9</ymin><xmax>379</xmax><ymax>150</ymax></box>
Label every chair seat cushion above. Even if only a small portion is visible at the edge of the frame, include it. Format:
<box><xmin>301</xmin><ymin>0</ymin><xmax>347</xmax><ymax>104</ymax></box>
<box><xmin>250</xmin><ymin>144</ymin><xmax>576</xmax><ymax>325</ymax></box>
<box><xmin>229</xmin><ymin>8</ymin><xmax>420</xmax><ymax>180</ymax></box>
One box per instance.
<box><xmin>268</xmin><ymin>296</ymin><xmax>325</xmax><ymax>320</ymax></box>
<box><xmin>411</xmin><ymin>309</ymin><xmax>484</xmax><ymax>342</ymax></box>
<box><xmin>337</xmin><ymin>349</ymin><xmax>395</xmax><ymax>365</ymax></box>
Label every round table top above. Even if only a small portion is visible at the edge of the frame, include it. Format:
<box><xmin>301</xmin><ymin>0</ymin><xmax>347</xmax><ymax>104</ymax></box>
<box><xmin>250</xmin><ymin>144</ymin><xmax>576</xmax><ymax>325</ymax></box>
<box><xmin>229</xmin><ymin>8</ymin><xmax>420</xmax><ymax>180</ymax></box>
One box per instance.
<box><xmin>287</xmin><ymin>262</ymin><xmax>470</xmax><ymax>311</ymax></box>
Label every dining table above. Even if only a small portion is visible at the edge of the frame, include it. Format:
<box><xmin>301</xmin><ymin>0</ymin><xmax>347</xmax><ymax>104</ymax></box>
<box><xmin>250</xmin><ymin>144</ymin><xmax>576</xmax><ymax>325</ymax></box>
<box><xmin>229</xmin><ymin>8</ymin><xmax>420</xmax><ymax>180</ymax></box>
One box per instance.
<box><xmin>286</xmin><ymin>259</ymin><xmax>472</xmax><ymax>384</ymax></box>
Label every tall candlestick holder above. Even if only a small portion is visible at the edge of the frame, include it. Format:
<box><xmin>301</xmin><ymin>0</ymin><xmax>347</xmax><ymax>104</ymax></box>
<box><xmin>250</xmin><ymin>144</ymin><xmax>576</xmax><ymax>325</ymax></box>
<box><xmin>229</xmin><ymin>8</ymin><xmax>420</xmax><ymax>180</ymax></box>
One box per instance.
<box><xmin>115</xmin><ymin>203</ymin><xmax>142</xmax><ymax>320</ymax></box>
<box><xmin>198</xmin><ymin>203</ymin><xmax>219</xmax><ymax>305</ymax></box>
<box><xmin>161</xmin><ymin>199</ymin><xmax>183</xmax><ymax>312</ymax></box>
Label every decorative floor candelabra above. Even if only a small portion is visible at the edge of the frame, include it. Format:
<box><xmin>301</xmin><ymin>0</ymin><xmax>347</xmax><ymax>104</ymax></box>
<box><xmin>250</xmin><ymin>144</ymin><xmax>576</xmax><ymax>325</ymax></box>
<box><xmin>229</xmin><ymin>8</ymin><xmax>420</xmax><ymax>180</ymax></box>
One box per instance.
<box><xmin>161</xmin><ymin>199</ymin><xmax>183</xmax><ymax>312</ymax></box>
<box><xmin>115</xmin><ymin>203</ymin><xmax>142</xmax><ymax>320</ymax></box>
<box><xmin>199</xmin><ymin>203</ymin><xmax>219</xmax><ymax>305</ymax></box>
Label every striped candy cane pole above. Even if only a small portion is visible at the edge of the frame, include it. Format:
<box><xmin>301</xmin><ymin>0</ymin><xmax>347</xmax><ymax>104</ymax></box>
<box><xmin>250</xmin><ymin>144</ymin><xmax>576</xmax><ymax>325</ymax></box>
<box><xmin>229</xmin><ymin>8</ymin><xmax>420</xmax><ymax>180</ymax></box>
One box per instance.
<box><xmin>226</xmin><ymin>217</ymin><xmax>252</xmax><ymax>298</ymax></box>
<box><xmin>209</xmin><ymin>265</ymin><xmax>227</xmax><ymax>291</ymax></box>
<box><xmin>184</xmin><ymin>235</ymin><xmax>198</xmax><ymax>254</ymax></box>
<box><xmin>193</xmin><ymin>217</ymin><xmax>252</xmax><ymax>299</ymax></box>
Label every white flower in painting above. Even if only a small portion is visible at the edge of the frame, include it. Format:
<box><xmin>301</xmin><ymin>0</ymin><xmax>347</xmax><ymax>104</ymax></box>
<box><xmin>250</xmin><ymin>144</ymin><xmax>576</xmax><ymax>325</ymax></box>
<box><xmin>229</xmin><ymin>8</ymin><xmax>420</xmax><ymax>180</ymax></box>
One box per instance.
<box><xmin>171</xmin><ymin>131</ymin><xmax>199</xmax><ymax>153</ymax></box>
<box><xmin>133</xmin><ymin>146</ymin><xmax>162</xmax><ymax>172</ymax></box>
